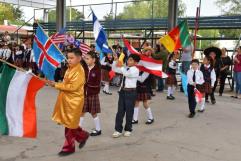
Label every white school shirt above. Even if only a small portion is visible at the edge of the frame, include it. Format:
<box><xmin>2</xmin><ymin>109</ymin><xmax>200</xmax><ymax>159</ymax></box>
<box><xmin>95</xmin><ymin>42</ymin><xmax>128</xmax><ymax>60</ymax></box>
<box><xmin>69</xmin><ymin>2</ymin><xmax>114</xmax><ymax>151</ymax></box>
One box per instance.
<box><xmin>30</xmin><ymin>50</ymin><xmax>35</xmax><ymax>62</ymax></box>
<box><xmin>0</xmin><ymin>48</ymin><xmax>3</xmax><ymax>58</ymax></box>
<box><xmin>187</xmin><ymin>69</ymin><xmax>204</xmax><ymax>86</ymax></box>
<box><xmin>112</xmin><ymin>61</ymin><xmax>139</xmax><ymax>89</ymax></box>
<box><xmin>204</xmin><ymin>64</ymin><xmax>216</xmax><ymax>87</ymax></box>
<box><xmin>2</xmin><ymin>49</ymin><xmax>11</xmax><ymax>60</ymax></box>
<box><xmin>168</xmin><ymin>60</ymin><xmax>177</xmax><ymax>69</ymax></box>
<box><xmin>137</xmin><ymin>72</ymin><xmax>149</xmax><ymax>83</ymax></box>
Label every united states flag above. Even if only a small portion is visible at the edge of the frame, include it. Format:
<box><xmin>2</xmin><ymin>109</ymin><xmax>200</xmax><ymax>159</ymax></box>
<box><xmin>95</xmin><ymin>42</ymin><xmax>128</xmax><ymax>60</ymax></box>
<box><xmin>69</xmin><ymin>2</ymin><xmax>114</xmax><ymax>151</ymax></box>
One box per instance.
<box><xmin>74</xmin><ymin>40</ymin><xmax>91</xmax><ymax>57</ymax></box>
<box><xmin>50</xmin><ymin>28</ymin><xmax>66</xmax><ymax>44</ymax></box>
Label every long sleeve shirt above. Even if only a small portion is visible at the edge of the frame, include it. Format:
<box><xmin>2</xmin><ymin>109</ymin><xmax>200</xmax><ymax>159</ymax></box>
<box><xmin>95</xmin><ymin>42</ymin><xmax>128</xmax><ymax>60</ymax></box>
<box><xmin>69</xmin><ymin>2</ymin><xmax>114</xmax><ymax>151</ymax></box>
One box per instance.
<box><xmin>187</xmin><ymin>69</ymin><xmax>204</xmax><ymax>86</ymax></box>
<box><xmin>112</xmin><ymin>61</ymin><xmax>139</xmax><ymax>89</ymax></box>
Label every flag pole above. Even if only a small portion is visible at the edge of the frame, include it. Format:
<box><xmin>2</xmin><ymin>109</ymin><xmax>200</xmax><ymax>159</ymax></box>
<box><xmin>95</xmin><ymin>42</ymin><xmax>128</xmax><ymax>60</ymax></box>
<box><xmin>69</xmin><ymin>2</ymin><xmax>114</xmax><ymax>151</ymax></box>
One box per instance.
<box><xmin>0</xmin><ymin>59</ymin><xmax>46</xmax><ymax>82</ymax></box>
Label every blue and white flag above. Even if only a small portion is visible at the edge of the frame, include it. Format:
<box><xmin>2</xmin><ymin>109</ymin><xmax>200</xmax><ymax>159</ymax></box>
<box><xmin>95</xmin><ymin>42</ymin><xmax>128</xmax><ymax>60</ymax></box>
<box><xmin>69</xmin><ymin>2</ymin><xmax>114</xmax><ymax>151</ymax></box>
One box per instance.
<box><xmin>92</xmin><ymin>11</ymin><xmax>112</xmax><ymax>53</ymax></box>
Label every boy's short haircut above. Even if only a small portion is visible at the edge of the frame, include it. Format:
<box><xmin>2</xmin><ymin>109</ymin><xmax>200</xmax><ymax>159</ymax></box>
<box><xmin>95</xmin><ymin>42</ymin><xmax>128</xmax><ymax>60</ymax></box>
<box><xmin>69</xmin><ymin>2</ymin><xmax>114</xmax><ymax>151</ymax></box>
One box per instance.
<box><xmin>128</xmin><ymin>54</ymin><xmax>140</xmax><ymax>63</ymax></box>
<box><xmin>191</xmin><ymin>59</ymin><xmax>199</xmax><ymax>65</ymax></box>
<box><xmin>67</xmin><ymin>48</ymin><xmax>82</xmax><ymax>56</ymax></box>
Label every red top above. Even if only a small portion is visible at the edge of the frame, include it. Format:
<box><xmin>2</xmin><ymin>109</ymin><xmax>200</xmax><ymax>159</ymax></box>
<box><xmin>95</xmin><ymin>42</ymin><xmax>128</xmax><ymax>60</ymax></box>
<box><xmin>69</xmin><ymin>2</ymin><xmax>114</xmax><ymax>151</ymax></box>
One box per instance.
<box><xmin>83</xmin><ymin>64</ymin><xmax>101</xmax><ymax>96</ymax></box>
<box><xmin>234</xmin><ymin>54</ymin><xmax>241</xmax><ymax>72</ymax></box>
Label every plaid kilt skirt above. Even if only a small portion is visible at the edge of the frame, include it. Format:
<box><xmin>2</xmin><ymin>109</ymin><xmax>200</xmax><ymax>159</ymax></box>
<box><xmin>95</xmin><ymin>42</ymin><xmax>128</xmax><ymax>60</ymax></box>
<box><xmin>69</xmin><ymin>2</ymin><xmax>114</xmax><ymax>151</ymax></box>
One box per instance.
<box><xmin>101</xmin><ymin>69</ymin><xmax>110</xmax><ymax>82</ymax></box>
<box><xmin>83</xmin><ymin>94</ymin><xmax>101</xmax><ymax>114</ymax></box>
<box><xmin>203</xmin><ymin>82</ymin><xmax>212</xmax><ymax>94</ymax></box>
<box><xmin>137</xmin><ymin>92</ymin><xmax>151</xmax><ymax>101</ymax></box>
<box><xmin>196</xmin><ymin>84</ymin><xmax>205</xmax><ymax>94</ymax></box>
<box><xmin>166</xmin><ymin>74</ymin><xmax>177</xmax><ymax>86</ymax></box>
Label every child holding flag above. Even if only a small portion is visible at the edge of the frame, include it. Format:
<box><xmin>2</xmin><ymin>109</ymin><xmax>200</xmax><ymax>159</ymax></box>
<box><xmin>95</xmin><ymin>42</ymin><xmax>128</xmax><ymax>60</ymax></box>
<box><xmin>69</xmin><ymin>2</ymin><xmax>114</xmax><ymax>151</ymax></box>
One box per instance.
<box><xmin>101</xmin><ymin>53</ymin><xmax>113</xmax><ymax>95</ymax></box>
<box><xmin>187</xmin><ymin>59</ymin><xmax>205</xmax><ymax>118</ymax></box>
<box><xmin>48</xmin><ymin>48</ymin><xmax>89</xmax><ymax>156</ymax></box>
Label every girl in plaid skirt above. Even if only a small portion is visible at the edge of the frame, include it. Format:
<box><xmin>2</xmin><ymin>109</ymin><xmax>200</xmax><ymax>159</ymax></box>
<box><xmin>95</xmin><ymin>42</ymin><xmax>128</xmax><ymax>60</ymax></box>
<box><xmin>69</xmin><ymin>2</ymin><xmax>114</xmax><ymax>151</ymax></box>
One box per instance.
<box><xmin>200</xmin><ymin>56</ymin><xmax>216</xmax><ymax>111</ymax></box>
<box><xmin>80</xmin><ymin>51</ymin><xmax>102</xmax><ymax>136</ymax></box>
<box><xmin>132</xmin><ymin>72</ymin><xmax>154</xmax><ymax>125</ymax></box>
<box><xmin>166</xmin><ymin>53</ymin><xmax>177</xmax><ymax>100</ymax></box>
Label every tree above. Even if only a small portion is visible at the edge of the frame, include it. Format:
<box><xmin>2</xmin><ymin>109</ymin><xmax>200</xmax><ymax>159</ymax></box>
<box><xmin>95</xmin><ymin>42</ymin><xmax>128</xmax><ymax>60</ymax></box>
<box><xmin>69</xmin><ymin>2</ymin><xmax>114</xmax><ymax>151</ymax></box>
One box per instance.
<box><xmin>216</xmin><ymin>0</ymin><xmax>241</xmax><ymax>37</ymax></box>
<box><xmin>0</xmin><ymin>3</ymin><xmax>24</xmax><ymax>24</ymax></box>
<box><xmin>197</xmin><ymin>30</ymin><xmax>220</xmax><ymax>49</ymax></box>
<box><xmin>114</xmin><ymin>0</ymin><xmax>186</xmax><ymax>20</ymax></box>
<box><xmin>48</xmin><ymin>7</ymin><xmax>84</xmax><ymax>22</ymax></box>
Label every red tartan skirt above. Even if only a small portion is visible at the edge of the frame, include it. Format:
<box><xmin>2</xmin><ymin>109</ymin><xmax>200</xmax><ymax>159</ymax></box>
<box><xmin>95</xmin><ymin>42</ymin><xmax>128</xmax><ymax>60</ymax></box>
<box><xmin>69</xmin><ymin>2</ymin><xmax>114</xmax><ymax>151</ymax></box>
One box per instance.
<box><xmin>83</xmin><ymin>94</ymin><xmax>101</xmax><ymax>114</ymax></box>
<box><xmin>137</xmin><ymin>92</ymin><xmax>151</xmax><ymax>101</ymax></box>
<box><xmin>166</xmin><ymin>74</ymin><xmax>177</xmax><ymax>86</ymax></box>
<box><xmin>101</xmin><ymin>69</ymin><xmax>110</xmax><ymax>82</ymax></box>
<box><xmin>203</xmin><ymin>82</ymin><xmax>212</xmax><ymax>94</ymax></box>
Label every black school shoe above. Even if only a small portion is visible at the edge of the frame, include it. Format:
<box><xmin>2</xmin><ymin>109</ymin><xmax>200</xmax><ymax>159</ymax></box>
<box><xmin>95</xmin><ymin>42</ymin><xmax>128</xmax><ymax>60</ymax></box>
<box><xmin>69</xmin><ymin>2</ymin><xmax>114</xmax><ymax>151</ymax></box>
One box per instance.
<box><xmin>211</xmin><ymin>99</ymin><xmax>216</xmax><ymax>105</ymax></box>
<box><xmin>145</xmin><ymin>119</ymin><xmax>154</xmax><ymax>125</ymax></box>
<box><xmin>170</xmin><ymin>95</ymin><xmax>175</xmax><ymax>99</ymax></box>
<box><xmin>167</xmin><ymin>96</ymin><xmax>174</xmax><ymax>100</ymax></box>
<box><xmin>198</xmin><ymin>109</ymin><xmax>205</xmax><ymax>113</ymax></box>
<box><xmin>90</xmin><ymin>129</ymin><xmax>102</xmax><ymax>136</ymax></box>
<box><xmin>188</xmin><ymin>113</ymin><xmax>195</xmax><ymax>118</ymax></box>
<box><xmin>132</xmin><ymin>120</ymin><xmax>138</xmax><ymax>124</ymax></box>
<box><xmin>58</xmin><ymin>151</ymin><xmax>75</xmax><ymax>156</ymax></box>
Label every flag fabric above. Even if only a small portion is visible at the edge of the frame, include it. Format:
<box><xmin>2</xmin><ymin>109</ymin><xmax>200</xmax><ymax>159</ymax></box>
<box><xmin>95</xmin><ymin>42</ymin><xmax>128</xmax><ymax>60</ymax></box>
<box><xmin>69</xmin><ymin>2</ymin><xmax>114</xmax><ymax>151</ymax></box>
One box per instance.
<box><xmin>33</xmin><ymin>26</ymin><xmax>66</xmax><ymax>80</ymax></box>
<box><xmin>180</xmin><ymin>71</ymin><xmax>188</xmax><ymax>96</ymax></box>
<box><xmin>92</xmin><ymin>11</ymin><xmax>112</xmax><ymax>53</ymax></box>
<box><xmin>109</xmin><ymin>70</ymin><xmax>116</xmax><ymax>80</ymax></box>
<box><xmin>194</xmin><ymin>88</ymin><xmax>203</xmax><ymax>103</ymax></box>
<box><xmin>0</xmin><ymin>64</ymin><xmax>45</xmax><ymax>138</ymax></box>
<box><xmin>160</xmin><ymin>20</ymin><xmax>191</xmax><ymax>53</ymax></box>
<box><xmin>122</xmin><ymin>37</ymin><xmax>168</xmax><ymax>78</ymax></box>
<box><xmin>50</xmin><ymin>28</ymin><xmax>66</xmax><ymax>44</ymax></box>
<box><xmin>74</xmin><ymin>40</ymin><xmax>91</xmax><ymax>57</ymax></box>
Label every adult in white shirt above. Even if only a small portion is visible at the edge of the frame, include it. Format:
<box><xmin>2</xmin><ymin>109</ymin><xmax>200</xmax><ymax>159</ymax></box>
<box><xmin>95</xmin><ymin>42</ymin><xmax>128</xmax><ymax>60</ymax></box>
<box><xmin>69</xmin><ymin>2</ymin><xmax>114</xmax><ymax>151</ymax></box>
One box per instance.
<box><xmin>112</xmin><ymin>54</ymin><xmax>140</xmax><ymax>138</ymax></box>
<box><xmin>2</xmin><ymin>44</ymin><xmax>11</xmax><ymax>61</ymax></box>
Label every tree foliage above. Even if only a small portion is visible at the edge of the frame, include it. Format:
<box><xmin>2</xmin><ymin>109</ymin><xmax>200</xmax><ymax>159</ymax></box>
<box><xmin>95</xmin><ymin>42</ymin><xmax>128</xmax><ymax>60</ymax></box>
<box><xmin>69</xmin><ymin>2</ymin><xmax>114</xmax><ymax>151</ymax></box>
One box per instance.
<box><xmin>0</xmin><ymin>3</ymin><xmax>24</xmax><ymax>24</ymax></box>
<box><xmin>216</xmin><ymin>0</ymin><xmax>241</xmax><ymax>37</ymax></box>
<box><xmin>48</xmin><ymin>7</ymin><xmax>84</xmax><ymax>22</ymax></box>
<box><xmin>113</xmin><ymin>0</ymin><xmax>186</xmax><ymax>20</ymax></box>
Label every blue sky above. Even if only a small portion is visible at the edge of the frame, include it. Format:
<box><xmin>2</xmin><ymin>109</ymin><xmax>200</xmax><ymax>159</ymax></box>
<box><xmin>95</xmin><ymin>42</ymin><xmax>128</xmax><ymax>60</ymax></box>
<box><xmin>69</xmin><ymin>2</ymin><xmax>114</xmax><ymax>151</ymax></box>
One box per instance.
<box><xmin>22</xmin><ymin>0</ymin><xmax>222</xmax><ymax>21</ymax></box>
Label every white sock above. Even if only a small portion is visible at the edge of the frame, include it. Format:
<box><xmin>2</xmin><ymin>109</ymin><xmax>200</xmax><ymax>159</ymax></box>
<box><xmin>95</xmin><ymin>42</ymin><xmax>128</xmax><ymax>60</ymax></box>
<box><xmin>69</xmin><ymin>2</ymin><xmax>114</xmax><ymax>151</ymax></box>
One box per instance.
<box><xmin>133</xmin><ymin>107</ymin><xmax>139</xmax><ymax>121</ymax></box>
<box><xmin>79</xmin><ymin>117</ymin><xmax>84</xmax><ymax>127</ymax></box>
<box><xmin>171</xmin><ymin>86</ymin><xmax>175</xmax><ymax>95</ymax></box>
<box><xmin>94</xmin><ymin>117</ymin><xmax>101</xmax><ymax>131</ymax></box>
<box><xmin>146</xmin><ymin>107</ymin><xmax>154</xmax><ymax>120</ymax></box>
<box><xmin>103</xmin><ymin>84</ymin><xmax>107</xmax><ymax>92</ymax></box>
<box><xmin>167</xmin><ymin>87</ymin><xmax>172</xmax><ymax>96</ymax></box>
<box><xmin>200</xmin><ymin>98</ymin><xmax>205</xmax><ymax>110</ymax></box>
<box><xmin>106</xmin><ymin>84</ymin><xmax>110</xmax><ymax>93</ymax></box>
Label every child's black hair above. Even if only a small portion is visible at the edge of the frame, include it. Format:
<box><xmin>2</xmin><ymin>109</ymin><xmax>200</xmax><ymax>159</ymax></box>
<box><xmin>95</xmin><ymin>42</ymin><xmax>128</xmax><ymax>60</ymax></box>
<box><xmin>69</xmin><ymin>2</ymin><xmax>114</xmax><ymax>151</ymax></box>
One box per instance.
<box><xmin>128</xmin><ymin>54</ymin><xmax>140</xmax><ymax>63</ymax></box>
<box><xmin>168</xmin><ymin>53</ymin><xmax>175</xmax><ymax>62</ymax></box>
<box><xmin>191</xmin><ymin>59</ymin><xmax>199</xmax><ymax>65</ymax></box>
<box><xmin>67</xmin><ymin>48</ymin><xmax>82</xmax><ymax>56</ymax></box>
<box><xmin>86</xmin><ymin>51</ymin><xmax>101</xmax><ymax>67</ymax></box>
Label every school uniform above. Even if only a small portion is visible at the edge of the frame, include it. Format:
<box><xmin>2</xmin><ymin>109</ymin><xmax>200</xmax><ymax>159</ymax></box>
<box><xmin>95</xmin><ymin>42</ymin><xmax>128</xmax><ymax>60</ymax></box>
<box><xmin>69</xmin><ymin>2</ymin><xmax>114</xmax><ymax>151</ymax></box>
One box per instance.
<box><xmin>112</xmin><ymin>61</ymin><xmax>139</xmax><ymax>133</ymax></box>
<box><xmin>101</xmin><ymin>57</ymin><xmax>113</xmax><ymax>82</ymax></box>
<box><xmin>187</xmin><ymin>69</ymin><xmax>204</xmax><ymax>115</ymax></box>
<box><xmin>166</xmin><ymin>60</ymin><xmax>177</xmax><ymax>86</ymax></box>
<box><xmin>2</xmin><ymin>48</ymin><xmax>12</xmax><ymax>62</ymax></box>
<box><xmin>136</xmin><ymin>72</ymin><xmax>152</xmax><ymax>101</ymax></box>
<box><xmin>200</xmin><ymin>64</ymin><xmax>216</xmax><ymax>95</ymax></box>
<box><xmin>83</xmin><ymin>65</ymin><xmax>101</xmax><ymax>114</ymax></box>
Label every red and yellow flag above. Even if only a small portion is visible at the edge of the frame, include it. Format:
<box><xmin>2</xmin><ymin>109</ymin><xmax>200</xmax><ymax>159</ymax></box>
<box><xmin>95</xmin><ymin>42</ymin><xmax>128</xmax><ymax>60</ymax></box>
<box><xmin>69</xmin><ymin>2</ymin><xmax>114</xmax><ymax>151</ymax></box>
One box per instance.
<box><xmin>160</xmin><ymin>20</ymin><xmax>191</xmax><ymax>53</ymax></box>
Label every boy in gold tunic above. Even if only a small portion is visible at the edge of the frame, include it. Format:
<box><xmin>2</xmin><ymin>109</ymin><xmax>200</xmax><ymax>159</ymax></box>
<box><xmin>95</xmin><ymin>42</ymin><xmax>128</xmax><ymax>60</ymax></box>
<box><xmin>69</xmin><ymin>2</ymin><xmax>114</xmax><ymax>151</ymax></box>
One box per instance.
<box><xmin>48</xmin><ymin>48</ymin><xmax>89</xmax><ymax>156</ymax></box>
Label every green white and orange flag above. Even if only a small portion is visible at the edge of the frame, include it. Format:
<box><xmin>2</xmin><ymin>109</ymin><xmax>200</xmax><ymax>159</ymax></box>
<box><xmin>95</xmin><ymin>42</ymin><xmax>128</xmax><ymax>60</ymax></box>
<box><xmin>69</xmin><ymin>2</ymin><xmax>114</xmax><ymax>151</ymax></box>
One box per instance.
<box><xmin>160</xmin><ymin>20</ymin><xmax>191</xmax><ymax>53</ymax></box>
<box><xmin>0</xmin><ymin>64</ymin><xmax>45</xmax><ymax>138</ymax></box>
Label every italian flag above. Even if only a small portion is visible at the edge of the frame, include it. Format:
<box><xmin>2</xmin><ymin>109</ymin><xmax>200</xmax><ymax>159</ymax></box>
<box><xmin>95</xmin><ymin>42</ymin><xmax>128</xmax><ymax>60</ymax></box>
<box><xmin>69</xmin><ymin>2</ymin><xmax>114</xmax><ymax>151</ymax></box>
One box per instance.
<box><xmin>160</xmin><ymin>20</ymin><xmax>191</xmax><ymax>53</ymax></box>
<box><xmin>0</xmin><ymin>64</ymin><xmax>45</xmax><ymax>138</ymax></box>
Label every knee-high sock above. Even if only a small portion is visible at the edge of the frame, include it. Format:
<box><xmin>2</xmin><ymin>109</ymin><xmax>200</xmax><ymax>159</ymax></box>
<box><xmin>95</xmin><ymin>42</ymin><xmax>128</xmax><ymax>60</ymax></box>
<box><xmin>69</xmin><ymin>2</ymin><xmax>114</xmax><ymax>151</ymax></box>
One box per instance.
<box><xmin>94</xmin><ymin>117</ymin><xmax>101</xmax><ymax>131</ymax></box>
<box><xmin>133</xmin><ymin>107</ymin><xmax>139</xmax><ymax>121</ymax></box>
<box><xmin>200</xmin><ymin>98</ymin><xmax>206</xmax><ymax>110</ymax></box>
<box><xmin>170</xmin><ymin>86</ymin><xmax>175</xmax><ymax>95</ymax></box>
<box><xmin>105</xmin><ymin>84</ymin><xmax>110</xmax><ymax>93</ymax></box>
<box><xmin>146</xmin><ymin>107</ymin><xmax>154</xmax><ymax>120</ymax></box>
<box><xmin>167</xmin><ymin>87</ymin><xmax>172</xmax><ymax>96</ymax></box>
<box><xmin>79</xmin><ymin>117</ymin><xmax>84</xmax><ymax>127</ymax></box>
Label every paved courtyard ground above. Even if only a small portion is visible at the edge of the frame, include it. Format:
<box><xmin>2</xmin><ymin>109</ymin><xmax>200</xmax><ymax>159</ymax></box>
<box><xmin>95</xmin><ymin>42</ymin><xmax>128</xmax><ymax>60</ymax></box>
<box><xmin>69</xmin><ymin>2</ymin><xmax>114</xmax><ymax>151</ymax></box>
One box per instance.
<box><xmin>0</xmin><ymin>86</ymin><xmax>241</xmax><ymax>161</ymax></box>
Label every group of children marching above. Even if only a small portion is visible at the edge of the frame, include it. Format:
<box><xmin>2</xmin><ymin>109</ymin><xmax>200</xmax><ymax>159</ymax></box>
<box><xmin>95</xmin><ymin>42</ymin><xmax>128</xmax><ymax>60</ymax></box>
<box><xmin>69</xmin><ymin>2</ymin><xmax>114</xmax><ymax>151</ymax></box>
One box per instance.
<box><xmin>47</xmin><ymin>44</ymin><xmax>220</xmax><ymax>156</ymax></box>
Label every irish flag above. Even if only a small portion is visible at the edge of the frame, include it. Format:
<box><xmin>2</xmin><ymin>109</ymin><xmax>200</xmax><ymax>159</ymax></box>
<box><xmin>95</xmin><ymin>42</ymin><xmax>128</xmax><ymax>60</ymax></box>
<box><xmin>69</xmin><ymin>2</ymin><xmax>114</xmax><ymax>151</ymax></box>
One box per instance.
<box><xmin>160</xmin><ymin>20</ymin><xmax>191</xmax><ymax>53</ymax></box>
<box><xmin>0</xmin><ymin>64</ymin><xmax>45</xmax><ymax>138</ymax></box>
